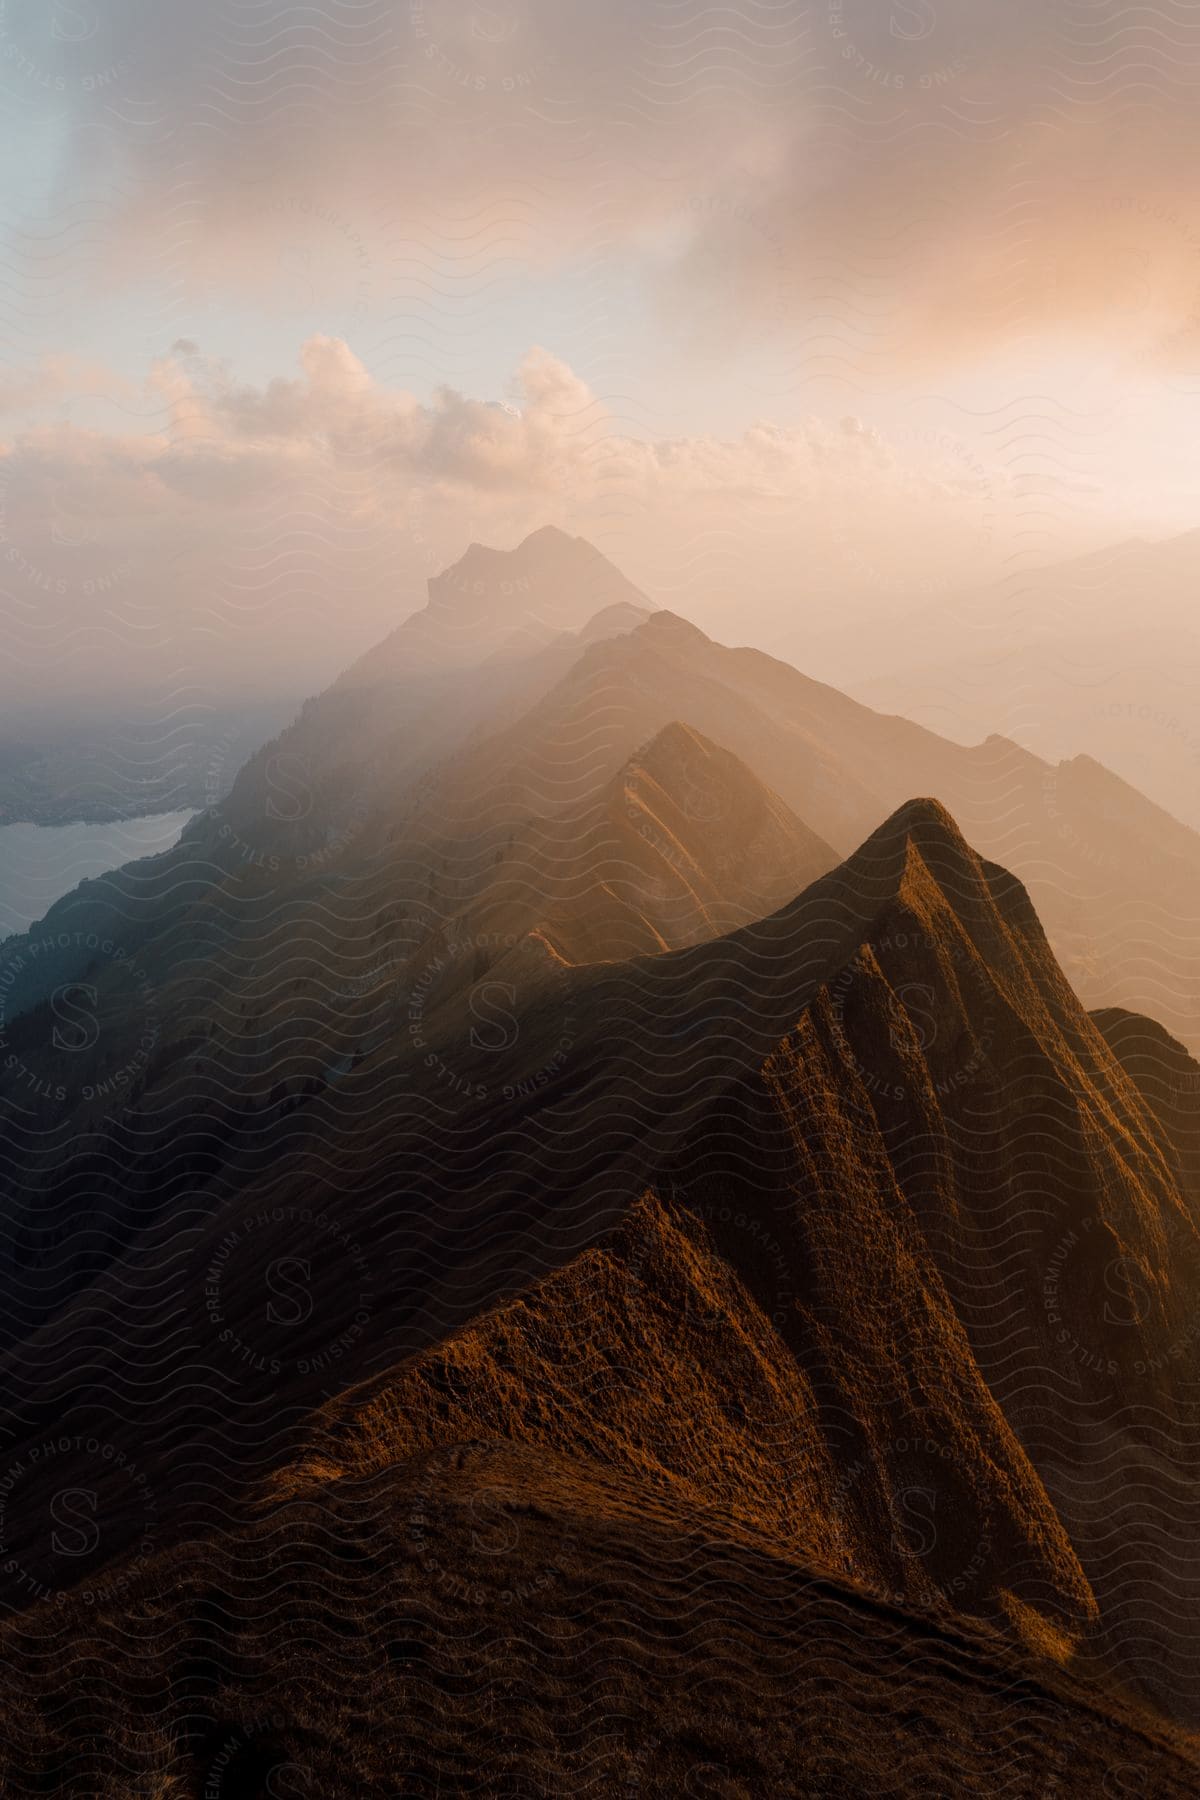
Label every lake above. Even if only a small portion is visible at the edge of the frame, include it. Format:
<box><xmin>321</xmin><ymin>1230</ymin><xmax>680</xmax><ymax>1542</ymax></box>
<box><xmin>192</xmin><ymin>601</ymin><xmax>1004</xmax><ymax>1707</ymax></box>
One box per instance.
<box><xmin>0</xmin><ymin>811</ymin><xmax>198</xmax><ymax>938</ymax></box>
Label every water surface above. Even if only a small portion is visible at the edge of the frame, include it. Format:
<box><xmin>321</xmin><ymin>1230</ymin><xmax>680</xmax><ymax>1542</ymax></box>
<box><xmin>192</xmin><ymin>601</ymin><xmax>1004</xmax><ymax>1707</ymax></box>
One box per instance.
<box><xmin>0</xmin><ymin>811</ymin><xmax>197</xmax><ymax>938</ymax></box>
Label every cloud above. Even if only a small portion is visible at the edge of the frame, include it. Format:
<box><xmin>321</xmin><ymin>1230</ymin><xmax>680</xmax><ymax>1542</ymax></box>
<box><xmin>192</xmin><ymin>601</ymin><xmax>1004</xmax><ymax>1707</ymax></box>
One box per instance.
<box><xmin>16</xmin><ymin>0</ymin><xmax>1200</xmax><ymax>376</ymax></box>
<box><xmin>0</xmin><ymin>354</ymin><xmax>132</xmax><ymax>417</ymax></box>
<box><xmin>0</xmin><ymin>337</ymin><xmax>1023</xmax><ymax>728</ymax></box>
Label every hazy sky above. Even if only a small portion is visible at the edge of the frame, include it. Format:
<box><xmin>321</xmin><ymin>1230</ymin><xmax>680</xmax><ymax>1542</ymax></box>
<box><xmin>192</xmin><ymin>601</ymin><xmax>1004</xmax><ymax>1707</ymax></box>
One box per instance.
<box><xmin>2</xmin><ymin>0</ymin><xmax>1199</xmax><ymax>725</ymax></box>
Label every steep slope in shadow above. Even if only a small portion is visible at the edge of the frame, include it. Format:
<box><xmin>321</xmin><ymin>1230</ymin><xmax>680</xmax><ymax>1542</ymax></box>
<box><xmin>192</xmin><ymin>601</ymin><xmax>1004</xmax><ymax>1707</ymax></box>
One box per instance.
<box><xmin>4</xmin><ymin>532</ymin><xmax>1200</xmax><ymax>1333</ymax></box>
<box><xmin>1091</xmin><ymin>1006</ymin><xmax>1200</xmax><ymax>1193</ymax></box>
<box><xmin>649</xmin><ymin>804</ymin><xmax>1200</xmax><ymax>1722</ymax></box>
<box><xmin>3</xmin><ymin>1442</ymin><xmax>1198</xmax><ymax>1798</ymax></box>
<box><xmin>0</xmin><ymin>716</ymin><xmax>832</xmax><ymax>1353</ymax></box>
<box><xmin>1</xmin><ymin>801</ymin><xmax>1198</xmax><ymax>1732</ymax></box>
<box><xmin>274</xmin><ymin>1189</ymin><xmax>1092</xmax><ymax>1635</ymax></box>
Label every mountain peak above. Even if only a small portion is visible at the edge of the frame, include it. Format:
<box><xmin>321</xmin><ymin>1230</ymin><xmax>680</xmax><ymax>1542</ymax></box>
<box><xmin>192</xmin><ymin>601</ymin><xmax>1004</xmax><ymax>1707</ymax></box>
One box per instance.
<box><xmin>845</xmin><ymin>796</ymin><xmax>970</xmax><ymax>871</ymax></box>
<box><xmin>763</xmin><ymin>792</ymin><xmax>1029</xmax><ymax>968</ymax></box>
<box><xmin>636</xmin><ymin>609</ymin><xmax>711</xmax><ymax>644</ymax></box>
<box><xmin>517</xmin><ymin>523</ymin><xmax>578</xmax><ymax>550</ymax></box>
<box><xmin>628</xmin><ymin>718</ymin><xmax>714</xmax><ymax>767</ymax></box>
<box><xmin>880</xmin><ymin>794</ymin><xmax>965</xmax><ymax>841</ymax></box>
<box><xmin>976</xmin><ymin>732</ymin><xmax>1045</xmax><ymax>769</ymax></box>
<box><xmin>424</xmin><ymin>528</ymin><xmax>650</xmax><ymax>633</ymax></box>
<box><xmin>576</xmin><ymin>600</ymin><xmax>653</xmax><ymax>644</ymax></box>
<box><xmin>618</xmin><ymin>719</ymin><xmax>837</xmax><ymax>877</ymax></box>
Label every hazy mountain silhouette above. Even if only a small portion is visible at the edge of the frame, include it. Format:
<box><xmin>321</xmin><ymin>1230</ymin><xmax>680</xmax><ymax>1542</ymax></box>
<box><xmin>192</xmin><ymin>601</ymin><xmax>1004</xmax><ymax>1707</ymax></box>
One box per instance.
<box><xmin>5</xmin><ymin>527</ymin><xmax>1200</xmax><ymax>1053</ymax></box>
<box><xmin>848</xmin><ymin>527</ymin><xmax>1200</xmax><ymax>833</ymax></box>
<box><xmin>2</xmin><ymin>533</ymin><xmax>1200</xmax><ymax>1792</ymax></box>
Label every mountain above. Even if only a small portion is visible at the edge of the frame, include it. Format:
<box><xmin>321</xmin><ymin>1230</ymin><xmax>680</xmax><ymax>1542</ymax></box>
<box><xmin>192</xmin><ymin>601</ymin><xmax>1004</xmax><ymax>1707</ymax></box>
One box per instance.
<box><xmin>843</xmin><ymin>528</ymin><xmax>1200</xmax><ymax>833</ymax></box>
<box><xmin>402</xmin><ymin>720</ymin><xmax>839</xmax><ymax>987</ymax></box>
<box><xmin>378</xmin><ymin>593</ymin><xmax>1200</xmax><ymax>1057</ymax></box>
<box><xmin>5</xmin><ymin>527</ymin><xmax>1200</xmax><ymax>1059</ymax></box>
<box><xmin>2</xmin><ymin>792</ymin><xmax>1200</xmax><ymax>1791</ymax></box>
<box><xmin>3</xmin><ymin>531</ymin><xmax>1200</xmax><ymax>1790</ymax></box>
<box><xmin>5</xmin><ymin>1443</ymin><xmax>1197</xmax><ymax>1794</ymax></box>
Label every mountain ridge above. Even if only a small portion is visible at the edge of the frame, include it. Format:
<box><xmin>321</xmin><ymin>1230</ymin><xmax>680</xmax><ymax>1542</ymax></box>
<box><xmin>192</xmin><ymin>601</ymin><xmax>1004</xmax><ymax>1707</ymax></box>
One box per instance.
<box><xmin>2</xmin><ymin>792</ymin><xmax>1198</xmax><ymax>1734</ymax></box>
<box><xmin>2</xmin><ymin>534</ymin><xmax>1200</xmax><ymax>1787</ymax></box>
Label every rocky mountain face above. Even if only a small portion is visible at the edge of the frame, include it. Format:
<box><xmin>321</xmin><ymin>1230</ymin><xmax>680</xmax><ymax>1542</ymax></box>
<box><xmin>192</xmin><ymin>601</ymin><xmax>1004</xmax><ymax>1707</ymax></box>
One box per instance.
<box><xmin>0</xmin><ymin>795</ymin><xmax>1199</xmax><ymax>1790</ymax></box>
<box><xmin>1</xmin><ymin>532</ymin><xmax>1200</xmax><ymax>1793</ymax></box>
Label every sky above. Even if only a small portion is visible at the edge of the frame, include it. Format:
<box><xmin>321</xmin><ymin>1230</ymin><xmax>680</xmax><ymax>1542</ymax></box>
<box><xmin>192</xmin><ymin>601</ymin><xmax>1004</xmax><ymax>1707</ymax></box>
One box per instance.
<box><xmin>2</xmin><ymin>0</ymin><xmax>1199</xmax><ymax>729</ymax></box>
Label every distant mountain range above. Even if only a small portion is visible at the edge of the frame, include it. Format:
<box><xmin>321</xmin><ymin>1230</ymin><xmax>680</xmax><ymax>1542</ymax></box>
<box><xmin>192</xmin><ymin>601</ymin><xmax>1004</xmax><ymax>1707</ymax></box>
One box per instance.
<box><xmin>1</xmin><ymin>528</ymin><xmax>1199</xmax><ymax>1794</ymax></box>
<box><xmin>842</xmin><ymin>528</ymin><xmax>1200</xmax><ymax>834</ymax></box>
<box><xmin>6</xmin><ymin>526</ymin><xmax>1198</xmax><ymax>1061</ymax></box>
